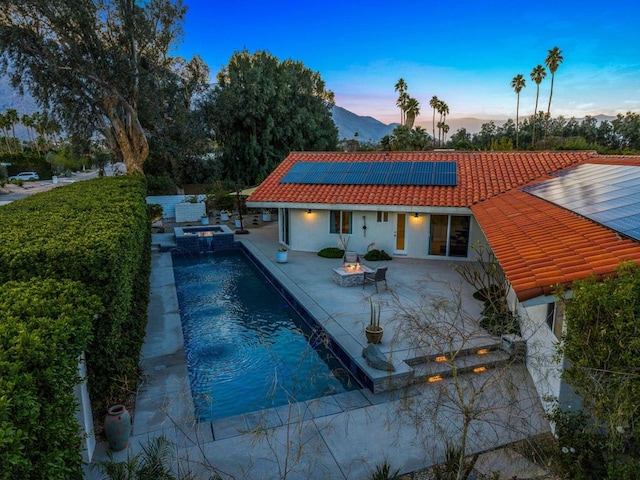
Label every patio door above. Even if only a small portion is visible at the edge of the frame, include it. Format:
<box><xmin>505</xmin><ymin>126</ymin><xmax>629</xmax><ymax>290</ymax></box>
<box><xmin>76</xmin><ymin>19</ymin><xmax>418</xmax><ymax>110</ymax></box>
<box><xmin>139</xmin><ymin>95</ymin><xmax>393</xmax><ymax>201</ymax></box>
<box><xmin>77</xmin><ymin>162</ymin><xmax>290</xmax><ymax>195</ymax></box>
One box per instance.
<box><xmin>394</xmin><ymin>213</ymin><xmax>407</xmax><ymax>254</ymax></box>
<box><xmin>279</xmin><ymin>208</ymin><xmax>290</xmax><ymax>246</ymax></box>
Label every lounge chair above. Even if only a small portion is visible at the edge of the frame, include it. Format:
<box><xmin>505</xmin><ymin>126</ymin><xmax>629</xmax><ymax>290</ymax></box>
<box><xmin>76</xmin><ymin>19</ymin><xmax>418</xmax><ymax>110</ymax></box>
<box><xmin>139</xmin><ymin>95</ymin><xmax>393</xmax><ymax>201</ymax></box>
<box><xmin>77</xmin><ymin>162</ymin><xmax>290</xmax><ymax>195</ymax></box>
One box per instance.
<box><xmin>343</xmin><ymin>251</ymin><xmax>361</xmax><ymax>266</ymax></box>
<box><xmin>363</xmin><ymin>266</ymin><xmax>388</xmax><ymax>293</ymax></box>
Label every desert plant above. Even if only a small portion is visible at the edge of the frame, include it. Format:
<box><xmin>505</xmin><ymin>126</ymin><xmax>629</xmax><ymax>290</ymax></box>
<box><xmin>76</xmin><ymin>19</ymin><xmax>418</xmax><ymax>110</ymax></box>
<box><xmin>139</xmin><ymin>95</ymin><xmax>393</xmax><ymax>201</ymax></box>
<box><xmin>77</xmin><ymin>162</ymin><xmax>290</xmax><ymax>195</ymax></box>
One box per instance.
<box><xmin>363</xmin><ymin>249</ymin><xmax>392</xmax><ymax>261</ymax></box>
<box><xmin>369</xmin><ymin>461</ymin><xmax>401</xmax><ymax>480</ymax></box>
<box><xmin>368</xmin><ymin>298</ymin><xmax>382</xmax><ymax>331</ymax></box>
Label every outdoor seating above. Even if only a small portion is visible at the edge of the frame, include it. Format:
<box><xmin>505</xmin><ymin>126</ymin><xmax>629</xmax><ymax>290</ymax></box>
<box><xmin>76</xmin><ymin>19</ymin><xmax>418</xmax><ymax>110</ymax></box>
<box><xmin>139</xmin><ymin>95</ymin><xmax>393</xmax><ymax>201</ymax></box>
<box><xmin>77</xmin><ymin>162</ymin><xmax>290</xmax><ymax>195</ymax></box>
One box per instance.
<box><xmin>343</xmin><ymin>251</ymin><xmax>361</xmax><ymax>265</ymax></box>
<box><xmin>363</xmin><ymin>266</ymin><xmax>388</xmax><ymax>293</ymax></box>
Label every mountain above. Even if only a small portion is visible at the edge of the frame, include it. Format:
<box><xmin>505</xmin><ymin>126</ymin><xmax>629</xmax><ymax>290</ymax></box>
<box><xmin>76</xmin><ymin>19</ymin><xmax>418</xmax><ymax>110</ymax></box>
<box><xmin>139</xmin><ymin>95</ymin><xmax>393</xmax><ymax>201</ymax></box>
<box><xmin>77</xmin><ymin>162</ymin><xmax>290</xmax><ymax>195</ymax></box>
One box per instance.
<box><xmin>331</xmin><ymin>105</ymin><xmax>398</xmax><ymax>143</ymax></box>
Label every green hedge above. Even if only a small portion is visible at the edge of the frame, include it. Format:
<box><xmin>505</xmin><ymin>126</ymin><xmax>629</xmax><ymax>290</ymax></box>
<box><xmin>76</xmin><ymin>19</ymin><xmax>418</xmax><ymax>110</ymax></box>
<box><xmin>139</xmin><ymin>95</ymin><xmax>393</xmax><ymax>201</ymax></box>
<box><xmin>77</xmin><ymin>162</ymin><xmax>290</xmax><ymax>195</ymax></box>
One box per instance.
<box><xmin>0</xmin><ymin>175</ymin><xmax>151</xmax><ymax>407</ymax></box>
<box><xmin>0</xmin><ymin>279</ymin><xmax>102</xmax><ymax>480</ymax></box>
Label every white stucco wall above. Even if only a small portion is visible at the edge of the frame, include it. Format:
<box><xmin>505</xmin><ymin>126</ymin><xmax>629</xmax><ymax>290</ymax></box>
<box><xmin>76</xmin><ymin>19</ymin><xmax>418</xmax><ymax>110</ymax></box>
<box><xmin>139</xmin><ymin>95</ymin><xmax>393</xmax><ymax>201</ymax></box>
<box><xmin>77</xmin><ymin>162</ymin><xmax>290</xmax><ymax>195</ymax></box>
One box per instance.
<box><xmin>287</xmin><ymin>208</ymin><xmax>486</xmax><ymax>260</ymax></box>
<box><xmin>510</xmin><ymin>292</ymin><xmax>564</xmax><ymax>413</ymax></box>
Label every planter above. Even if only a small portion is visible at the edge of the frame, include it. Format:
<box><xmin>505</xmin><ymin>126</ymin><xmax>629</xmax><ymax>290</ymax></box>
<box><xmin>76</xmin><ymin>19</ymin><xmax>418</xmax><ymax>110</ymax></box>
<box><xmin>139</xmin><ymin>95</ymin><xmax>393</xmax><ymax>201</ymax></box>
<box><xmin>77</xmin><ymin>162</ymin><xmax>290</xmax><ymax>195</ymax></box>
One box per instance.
<box><xmin>104</xmin><ymin>405</ymin><xmax>131</xmax><ymax>451</ymax></box>
<box><xmin>200</xmin><ymin>216</ymin><xmax>209</xmax><ymax>225</ymax></box>
<box><xmin>365</xmin><ymin>326</ymin><xmax>384</xmax><ymax>344</ymax></box>
<box><xmin>234</xmin><ymin>219</ymin><xmax>242</xmax><ymax>228</ymax></box>
<box><xmin>276</xmin><ymin>250</ymin><xmax>288</xmax><ymax>263</ymax></box>
<box><xmin>220</xmin><ymin>212</ymin><xmax>230</xmax><ymax>221</ymax></box>
<box><xmin>262</xmin><ymin>213</ymin><xmax>272</xmax><ymax>222</ymax></box>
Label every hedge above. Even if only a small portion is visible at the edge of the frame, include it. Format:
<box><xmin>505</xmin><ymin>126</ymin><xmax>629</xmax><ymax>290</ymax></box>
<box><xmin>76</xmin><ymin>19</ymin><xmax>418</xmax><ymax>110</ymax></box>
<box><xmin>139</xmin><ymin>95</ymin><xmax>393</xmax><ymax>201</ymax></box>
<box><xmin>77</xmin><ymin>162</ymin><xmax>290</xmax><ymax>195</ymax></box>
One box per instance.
<box><xmin>0</xmin><ymin>175</ymin><xmax>151</xmax><ymax>408</ymax></box>
<box><xmin>0</xmin><ymin>279</ymin><xmax>102</xmax><ymax>480</ymax></box>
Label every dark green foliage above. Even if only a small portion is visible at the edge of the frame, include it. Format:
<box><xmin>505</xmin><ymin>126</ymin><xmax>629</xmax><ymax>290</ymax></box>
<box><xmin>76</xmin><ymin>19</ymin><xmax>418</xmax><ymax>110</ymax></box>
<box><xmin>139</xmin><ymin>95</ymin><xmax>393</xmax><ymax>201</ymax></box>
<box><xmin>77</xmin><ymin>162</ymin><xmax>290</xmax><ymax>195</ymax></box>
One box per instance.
<box><xmin>369</xmin><ymin>461</ymin><xmax>401</xmax><ymax>480</ymax></box>
<box><xmin>146</xmin><ymin>173</ymin><xmax>178</xmax><ymax>195</ymax></box>
<box><xmin>0</xmin><ymin>279</ymin><xmax>101</xmax><ymax>480</ymax></box>
<box><xmin>363</xmin><ymin>249</ymin><xmax>392</xmax><ymax>261</ymax></box>
<box><xmin>199</xmin><ymin>50</ymin><xmax>338</xmax><ymax>185</ymax></box>
<box><xmin>95</xmin><ymin>435</ymin><xmax>178</xmax><ymax>480</ymax></box>
<box><xmin>0</xmin><ymin>152</ymin><xmax>51</xmax><ymax>179</ymax></box>
<box><xmin>474</xmin><ymin>286</ymin><xmax>520</xmax><ymax>336</ymax></box>
<box><xmin>0</xmin><ymin>176</ymin><xmax>151</xmax><ymax>408</ymax></box>
<box><xmin>317</xmin><ymin>247</ymin><xmax>345</xmax><ymax>258</ymax></box>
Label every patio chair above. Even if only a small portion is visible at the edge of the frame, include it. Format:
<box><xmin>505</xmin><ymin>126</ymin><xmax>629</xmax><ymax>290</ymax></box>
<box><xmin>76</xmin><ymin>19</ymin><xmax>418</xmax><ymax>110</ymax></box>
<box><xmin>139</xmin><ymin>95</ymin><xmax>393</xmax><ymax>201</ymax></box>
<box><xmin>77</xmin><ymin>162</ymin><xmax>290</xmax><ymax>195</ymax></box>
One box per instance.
<box><xmin>363</xmin><ymin>266</ymin><xmax>388</xmax><ymax>293</ymax></box>
<box><xmin>343</xmin><ymin>251</ymin><xmax>361</xmax><ymax>265</ymax></box>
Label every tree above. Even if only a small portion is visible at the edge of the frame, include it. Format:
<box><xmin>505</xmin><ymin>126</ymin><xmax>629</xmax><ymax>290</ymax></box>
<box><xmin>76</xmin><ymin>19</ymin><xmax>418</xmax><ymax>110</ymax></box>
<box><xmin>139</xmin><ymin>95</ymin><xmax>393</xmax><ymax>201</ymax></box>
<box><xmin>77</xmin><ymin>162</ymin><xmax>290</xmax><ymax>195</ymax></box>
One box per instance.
<box><xmin>510</xmin><ymin>74</ymin><xmax>526</xmax><ymax>149</ymax></box>
<box><xmin>449</xmin><ymin>127</ymin><xmax>472</xmax><ymax>150</ymax></box>
<box><xmin>544</xmin><ymin>46</ymin><xmax>564</xmax><ymax>140</ymax></box>
<box><xmin>404</xmin><ymin>96</ymin><xmax>421</xmax><ymax>130</ymax></box>
<box><xmin>0</xmin><ymin>0</ymin><xmax>189</xmax><ymax>174</ymax></box>
<box><xmin>530</xmin><ymin>65</ymin><xmax>547</xmax><ymax>147</ymax></box>
<box><xmin>437</xmin><ymin>100</ymin><xmax>449</xmax><ymax>146</ymax></box>
<box><xmin>429</xmin><ymin>95</ymin><xmax>440</xmax><ymax>144</ymax></box>
<box><xmin>201</xmin><ymin>50</ymin><xmax>337</xmax><ymax>186</ymax></box>
<box><xmin>394</xmin><ymin>78</ymin><xmax>408</xmax><ymax>125</ymax></box>
<box><xmin>557</xmin><ymin>262</ymin><xmax>640</xmax><ymax>476</ymax></box>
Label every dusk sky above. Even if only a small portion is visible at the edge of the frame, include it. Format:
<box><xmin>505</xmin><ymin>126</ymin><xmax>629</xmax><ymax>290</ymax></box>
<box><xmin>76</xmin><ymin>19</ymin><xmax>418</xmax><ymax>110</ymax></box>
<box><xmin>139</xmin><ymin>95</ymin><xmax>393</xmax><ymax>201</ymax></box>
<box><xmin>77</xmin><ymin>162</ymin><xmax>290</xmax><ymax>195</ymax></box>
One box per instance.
<box><xmin>176</xmin><ymin>0</ymin><xmax>640</xmax><ymax>126</ymax></box>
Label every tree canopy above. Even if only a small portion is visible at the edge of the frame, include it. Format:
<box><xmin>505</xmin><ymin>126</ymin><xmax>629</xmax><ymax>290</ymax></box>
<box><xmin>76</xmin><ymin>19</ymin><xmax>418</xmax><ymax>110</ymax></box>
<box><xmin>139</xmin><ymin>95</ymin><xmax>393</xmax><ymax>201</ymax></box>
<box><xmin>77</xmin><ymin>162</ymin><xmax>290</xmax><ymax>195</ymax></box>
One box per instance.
<box><xmin>199</xmin><ymin>50</ymin><xmax>338</xmax><ymax>186</ymax></box>
<box><xmin>0</xmin><ymin>0</ymin><xmax>189</xmax><ymax>174</ymax></box>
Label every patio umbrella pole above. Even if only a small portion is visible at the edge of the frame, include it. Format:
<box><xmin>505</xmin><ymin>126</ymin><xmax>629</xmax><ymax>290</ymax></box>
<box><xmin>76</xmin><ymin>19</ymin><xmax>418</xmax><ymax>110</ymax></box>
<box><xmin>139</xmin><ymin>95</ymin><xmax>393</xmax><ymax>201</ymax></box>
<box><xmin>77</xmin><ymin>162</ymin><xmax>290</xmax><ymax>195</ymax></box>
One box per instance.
<box><xmin>235</xmin><ymin>187</ymin><xmax>249</xmax><ymax>234</ymax></box>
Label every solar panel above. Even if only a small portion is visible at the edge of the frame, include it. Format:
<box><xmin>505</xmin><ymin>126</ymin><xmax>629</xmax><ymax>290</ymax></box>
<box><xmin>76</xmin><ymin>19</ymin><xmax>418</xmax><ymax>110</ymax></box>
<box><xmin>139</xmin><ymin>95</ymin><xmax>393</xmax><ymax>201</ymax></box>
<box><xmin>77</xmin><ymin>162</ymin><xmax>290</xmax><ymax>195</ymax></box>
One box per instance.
<box><xmin>524</xmin><ymin>164</ymin><xmax>640</xmax><ymax>241</ymax></box>
<box><xmin>280</xmin><ymin>161</ymin><xmax>457</xmax><ymax>186</ymax></box>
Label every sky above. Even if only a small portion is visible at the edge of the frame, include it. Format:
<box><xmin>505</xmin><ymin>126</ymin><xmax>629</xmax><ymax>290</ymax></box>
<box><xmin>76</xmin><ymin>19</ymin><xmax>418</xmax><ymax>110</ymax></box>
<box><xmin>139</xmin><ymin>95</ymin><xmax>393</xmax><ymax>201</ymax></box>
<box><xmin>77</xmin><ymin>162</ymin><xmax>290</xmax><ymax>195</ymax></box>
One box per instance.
<box><xmin>175</xmin><ymin>0</ymin><xmax>640</xmax><ymax>127</ymax></box>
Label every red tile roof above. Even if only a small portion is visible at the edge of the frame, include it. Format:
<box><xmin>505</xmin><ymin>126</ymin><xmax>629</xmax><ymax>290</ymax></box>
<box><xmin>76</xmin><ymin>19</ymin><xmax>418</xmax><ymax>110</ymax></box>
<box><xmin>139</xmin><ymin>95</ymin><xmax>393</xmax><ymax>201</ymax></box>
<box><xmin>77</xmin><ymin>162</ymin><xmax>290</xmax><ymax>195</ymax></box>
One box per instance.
<box><xmin>248</xmin><ymin>151</ymin><xmax>596</xmax><ymax>207</ymax></box>
<box><xmin>249</xmin><ymin>151</ymin><xmax>640</xmax><ymax>302</ymax></box>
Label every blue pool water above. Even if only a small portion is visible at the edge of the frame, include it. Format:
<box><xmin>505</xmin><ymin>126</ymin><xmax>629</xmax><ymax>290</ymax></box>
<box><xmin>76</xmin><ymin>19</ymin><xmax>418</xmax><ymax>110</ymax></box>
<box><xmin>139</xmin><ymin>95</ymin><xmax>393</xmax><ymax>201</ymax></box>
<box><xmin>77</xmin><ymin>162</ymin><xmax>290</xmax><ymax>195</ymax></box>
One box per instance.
<box><xmin>172</xmin><ymin>250</ymin><xmax>357</xmax><ymax>421</ymax></box>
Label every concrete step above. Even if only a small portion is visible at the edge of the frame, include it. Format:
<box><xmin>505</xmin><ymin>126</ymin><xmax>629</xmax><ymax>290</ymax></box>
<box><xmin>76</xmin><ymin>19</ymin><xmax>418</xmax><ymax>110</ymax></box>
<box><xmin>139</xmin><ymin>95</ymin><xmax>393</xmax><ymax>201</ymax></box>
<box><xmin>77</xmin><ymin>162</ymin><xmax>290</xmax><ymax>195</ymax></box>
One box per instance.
<box><xmin>411</xmin><ymin>349</ymin><xmax>513</xmax><ymax>384</ymax></box>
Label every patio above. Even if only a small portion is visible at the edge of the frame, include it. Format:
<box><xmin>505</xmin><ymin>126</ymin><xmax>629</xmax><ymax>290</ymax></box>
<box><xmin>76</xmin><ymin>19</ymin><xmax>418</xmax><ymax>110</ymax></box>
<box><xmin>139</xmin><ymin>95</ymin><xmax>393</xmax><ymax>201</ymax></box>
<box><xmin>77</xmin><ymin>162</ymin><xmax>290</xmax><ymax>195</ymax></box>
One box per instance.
<box><xmin>85</xmin><ymin>222</ymin><xmax>549</xmax><ymax>479</ymax></box>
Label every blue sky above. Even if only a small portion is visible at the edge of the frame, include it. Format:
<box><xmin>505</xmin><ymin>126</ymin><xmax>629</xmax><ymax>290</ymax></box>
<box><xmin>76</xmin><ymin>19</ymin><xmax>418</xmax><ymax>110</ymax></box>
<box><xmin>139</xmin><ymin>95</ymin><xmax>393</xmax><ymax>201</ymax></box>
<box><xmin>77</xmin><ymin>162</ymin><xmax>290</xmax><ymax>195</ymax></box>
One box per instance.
<box><xmin>176</xmin><ymin>0</ymin><xmax>640</xmax><ymax>126</ymax></box>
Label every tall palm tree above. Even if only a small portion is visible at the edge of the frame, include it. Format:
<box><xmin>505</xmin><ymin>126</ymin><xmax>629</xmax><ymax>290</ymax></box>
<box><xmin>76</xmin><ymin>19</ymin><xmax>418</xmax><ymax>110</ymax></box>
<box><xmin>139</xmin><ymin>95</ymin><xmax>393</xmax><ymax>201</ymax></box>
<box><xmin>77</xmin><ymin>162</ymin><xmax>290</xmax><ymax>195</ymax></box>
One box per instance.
<box><xmin>5</xmin><ymin>108</ymin><xmax>19</xmax><ymax>149</ymax></box>
<box><xmin>394</xmin><ymin>78</ymin><xmax>408</xmax><ymax>125</ymax></box>
<box><xmin>438</xmin><ymin>101</ymin><xmax>449</xmax><ymax>147</ymax></box>
<box><xmin>511</xmin><ymin>74</ymin><xmax>526</xmax><ymax>149</ymax></box>
<box><xmin>530</xmin><ymin>64</ymin><xmax>547</xmax><ymax>147</ymax></box>
<box><xmin>404</xmin><ymin>96</ymin><xmax>421</xmax><ymax>130</ymax></box>
<box><xmin>544</xmin><ymin>46</ymin><xmax>563</xmax><ymax>139</ymax></box>
<box><xmin>429</xmin><ymin>95</ymin><xmax>439</xmax><ymax>144</ymax></box>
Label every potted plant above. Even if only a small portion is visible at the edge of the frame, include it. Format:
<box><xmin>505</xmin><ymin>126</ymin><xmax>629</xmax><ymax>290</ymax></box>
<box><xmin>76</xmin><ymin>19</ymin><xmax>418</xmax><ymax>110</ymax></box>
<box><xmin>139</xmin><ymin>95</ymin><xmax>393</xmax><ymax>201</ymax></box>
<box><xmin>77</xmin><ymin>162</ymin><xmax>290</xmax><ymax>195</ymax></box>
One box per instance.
<box><xmin>365</xmin><ymin>298</ymin><xmax>383</xmax><ymax>344</ymax></box>
<box><xmin>262</xmin><ymin>209</ymin><xmax>273</xmax><ymax>222</ymax></box>
<box><xmin>220</xmin><ymin>210</ymin><xmax>230</xmax><ymax>221</ymax></box>
<box><xmin>276</xmin><ymin>247</ymin><xmax>288</xmax><ymax>263</ymax></box>
<box><xmin>200</xmin><ymin>213</ymin><xmax>209</xmax><ymax>225</ymax></box>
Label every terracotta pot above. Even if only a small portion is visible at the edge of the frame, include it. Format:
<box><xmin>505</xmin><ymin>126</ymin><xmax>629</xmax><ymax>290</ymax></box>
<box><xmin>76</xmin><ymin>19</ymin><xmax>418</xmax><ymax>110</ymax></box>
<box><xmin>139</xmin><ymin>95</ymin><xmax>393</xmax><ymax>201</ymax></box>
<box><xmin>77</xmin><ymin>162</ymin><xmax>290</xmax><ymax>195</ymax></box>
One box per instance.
<box><xmin>365</xmin><ymin>326</ymin><xmax>384</xmax><ymax>344</ymax></box>
<box><xmin>104</xmin><ymin>405</ymin><xmax>131</xmax><ymax>451</ymax></box>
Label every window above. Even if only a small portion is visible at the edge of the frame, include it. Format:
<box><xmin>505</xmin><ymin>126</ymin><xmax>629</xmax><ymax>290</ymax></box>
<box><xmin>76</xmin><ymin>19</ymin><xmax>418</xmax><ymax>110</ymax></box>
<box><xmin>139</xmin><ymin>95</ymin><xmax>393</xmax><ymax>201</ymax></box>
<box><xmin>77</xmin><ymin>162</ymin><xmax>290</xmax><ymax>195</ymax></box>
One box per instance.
<box><xmin>330</xmin><ymin>210</ymin><xmax>352</xmax><ymax>234</ymax></box>
<box><xmin>546</xmin><ymin>302</ymin><xmax>563</xmax><ymax>340</ymax></box>
<box><xmin>428</xmin><ymin>215</ymin><xmax>470</xmax><ymax>257</ymax></box>
<box><xmin>376</xmin><ymin>211</ymin><xmax>389</xmax><ymax>223</ymax></box>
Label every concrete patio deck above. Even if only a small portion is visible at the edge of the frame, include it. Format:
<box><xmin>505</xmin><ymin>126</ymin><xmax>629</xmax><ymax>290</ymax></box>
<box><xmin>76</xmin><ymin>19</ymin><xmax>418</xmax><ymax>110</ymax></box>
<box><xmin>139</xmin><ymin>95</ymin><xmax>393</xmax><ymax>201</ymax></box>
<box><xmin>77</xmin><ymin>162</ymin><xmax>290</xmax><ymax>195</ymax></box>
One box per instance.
<box><xmin>85</xmin><ymin>222</ymin><xmax>550</xmax><ymax>479</ymax></box>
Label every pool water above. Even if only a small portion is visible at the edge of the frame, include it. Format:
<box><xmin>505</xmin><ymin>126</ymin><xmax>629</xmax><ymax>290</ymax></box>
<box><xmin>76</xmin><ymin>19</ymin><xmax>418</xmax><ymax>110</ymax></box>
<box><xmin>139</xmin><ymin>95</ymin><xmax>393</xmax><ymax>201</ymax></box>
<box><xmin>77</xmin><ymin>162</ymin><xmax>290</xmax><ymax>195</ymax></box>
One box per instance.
<box><xmin>172</xmin><ymin>250</ymin><xmax>357</xmax><ymax>421</ymax></box>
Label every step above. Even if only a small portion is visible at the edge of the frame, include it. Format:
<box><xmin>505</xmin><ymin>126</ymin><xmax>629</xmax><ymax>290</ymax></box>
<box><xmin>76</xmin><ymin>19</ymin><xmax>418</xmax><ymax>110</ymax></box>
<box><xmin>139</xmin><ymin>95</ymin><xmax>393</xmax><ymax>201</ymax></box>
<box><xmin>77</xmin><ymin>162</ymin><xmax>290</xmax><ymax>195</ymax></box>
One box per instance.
<box><xmin>411</xmin><ymin>349</ymin><xmax>513</xmax><ymax>384</ymax></box>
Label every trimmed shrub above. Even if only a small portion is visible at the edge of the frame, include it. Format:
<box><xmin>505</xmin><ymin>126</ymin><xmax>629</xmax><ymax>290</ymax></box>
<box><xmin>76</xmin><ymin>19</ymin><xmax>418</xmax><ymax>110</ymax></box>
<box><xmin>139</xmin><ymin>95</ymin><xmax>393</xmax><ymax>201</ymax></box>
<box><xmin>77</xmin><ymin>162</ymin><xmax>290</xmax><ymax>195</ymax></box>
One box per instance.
<box><xmin>363</xmin><ymin>249</ymin><xmax>392</xmax><ymax>261</ymax></box>
<box><xmin>317</xmin><ymin>247</ymin><xmax>345</xmax><ymax>258</ymax></box>
<box><xmin>0</xmin><ymin>279</ymin><xmax>101</xmax><ymax>480</ymax></box>
<box><xmin>0</xmin><ymin>175</ymin><xmax>151</xmax><ymax>408</ymax></box>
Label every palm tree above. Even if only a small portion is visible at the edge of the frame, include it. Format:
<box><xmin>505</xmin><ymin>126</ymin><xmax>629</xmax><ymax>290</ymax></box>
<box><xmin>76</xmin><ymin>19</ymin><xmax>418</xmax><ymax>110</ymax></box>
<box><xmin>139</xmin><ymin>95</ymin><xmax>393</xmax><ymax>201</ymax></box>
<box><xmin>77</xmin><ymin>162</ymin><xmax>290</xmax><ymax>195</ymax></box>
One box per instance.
<box><xmin>544</xmin><ymin>46</ymin><xmax>564</xmax><ymax>139</ymax></box>
<box><xmin>394</xmin><ymin>78</ymin><xmax>408</xmax><ymax>125</ymax></box>
<box><xmin>429</xmin><ymin>95</ymin><xmax>439</xmax><ymax>144</ymax></box>
<box><xmin>438</xmin><ymin>101</ymin><xmax>449</xmax><ymax>147</ymax></box>
<box><xmin>0</xmin><ymin>113</ymin><xmax>11</xmax><ymax>153</ymax></box>
<box><xmin>530</xmin><ymin>64</ymin><xmax>547</xmax><ymax>147</ymax></box>
<box><xmin>404</xmin><ymin>96</ymin><xmax>421</xmax><ymax>130</ymax></box>
<box><xmin>511</xmin><ymin>74</ymin><xmax>526</xmax><ymax>149</ymax></box>
<box><xmin>5</xmin><ymin>108</ymin><xmax>19</xmax><ymax>150</ymax></box>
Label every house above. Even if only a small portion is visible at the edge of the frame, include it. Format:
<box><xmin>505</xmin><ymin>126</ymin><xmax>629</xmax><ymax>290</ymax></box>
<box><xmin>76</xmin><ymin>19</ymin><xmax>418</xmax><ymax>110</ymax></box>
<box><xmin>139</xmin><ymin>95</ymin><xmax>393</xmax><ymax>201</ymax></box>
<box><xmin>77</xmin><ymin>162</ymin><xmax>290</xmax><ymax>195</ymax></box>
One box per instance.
<box><xmin>247</xmin><ymin>150</ymin><xmax>640</xmax><ymax>410</ymax></box>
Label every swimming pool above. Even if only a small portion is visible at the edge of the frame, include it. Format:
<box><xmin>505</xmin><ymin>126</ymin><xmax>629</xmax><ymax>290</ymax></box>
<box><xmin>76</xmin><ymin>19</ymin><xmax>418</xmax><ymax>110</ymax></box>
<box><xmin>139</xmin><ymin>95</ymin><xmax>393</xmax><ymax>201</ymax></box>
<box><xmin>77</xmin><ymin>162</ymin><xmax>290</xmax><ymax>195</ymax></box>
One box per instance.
<box><xmin>172</xmin><ymin>250</ymin><xmax>358</xmax><ymax>421</ymax></box>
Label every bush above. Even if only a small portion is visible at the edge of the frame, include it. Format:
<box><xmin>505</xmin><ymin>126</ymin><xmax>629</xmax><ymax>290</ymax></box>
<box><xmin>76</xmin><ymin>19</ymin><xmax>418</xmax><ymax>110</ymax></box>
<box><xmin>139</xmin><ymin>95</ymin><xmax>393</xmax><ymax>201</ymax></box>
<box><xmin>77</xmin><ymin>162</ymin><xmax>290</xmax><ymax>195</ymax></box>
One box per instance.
<box><xmin>0</xmin><ymin>279</ymin><xmax>101</xmax><ymax>479</ymax></box>
<box><xmin>317</xmin><ymin>247</ymin><xmax>345</xmax><ymax>258</ymax></box>
<box><xmin>0</xmin><ymin>176</ymin><xmax>151</xmax><ymax>409</ymax></box>
<box><xmin>363</xmin><ymin>249</ymin><xmax>392</xmax><ymax>261</ymax></box>
<box><xmin>146</xmin><ymin>173</ymin><xmax>177</xmax><ymax>195</ymax></box>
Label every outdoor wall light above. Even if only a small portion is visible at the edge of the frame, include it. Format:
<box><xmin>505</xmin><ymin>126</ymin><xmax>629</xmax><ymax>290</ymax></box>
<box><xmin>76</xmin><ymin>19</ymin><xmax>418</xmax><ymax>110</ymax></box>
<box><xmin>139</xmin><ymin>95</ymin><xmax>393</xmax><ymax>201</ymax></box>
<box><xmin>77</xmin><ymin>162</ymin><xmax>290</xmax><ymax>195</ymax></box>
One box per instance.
<box><xmin>307</xmin><ymin>209</ymin><xmax>312</xmax><ymax>215</ymax></box>
<box><xmin>413</xmin><ymin>212</ymin><xmax>419</xmax><ymax>218</ymax></box>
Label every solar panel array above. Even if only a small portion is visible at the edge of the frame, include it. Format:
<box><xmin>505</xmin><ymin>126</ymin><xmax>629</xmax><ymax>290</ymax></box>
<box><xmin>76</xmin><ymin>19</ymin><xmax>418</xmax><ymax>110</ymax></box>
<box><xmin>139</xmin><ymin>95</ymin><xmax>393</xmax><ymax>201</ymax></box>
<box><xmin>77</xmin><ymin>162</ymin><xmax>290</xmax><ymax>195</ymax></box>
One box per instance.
<box><xmin>280</xmin><ymin>161</ymin><xmax>457</xmax><ymax>186</ymax></box>
<box><xmin>522</xmin><ymin>163</ymin><xmax>640</xmax><ymax>241</ymax></box>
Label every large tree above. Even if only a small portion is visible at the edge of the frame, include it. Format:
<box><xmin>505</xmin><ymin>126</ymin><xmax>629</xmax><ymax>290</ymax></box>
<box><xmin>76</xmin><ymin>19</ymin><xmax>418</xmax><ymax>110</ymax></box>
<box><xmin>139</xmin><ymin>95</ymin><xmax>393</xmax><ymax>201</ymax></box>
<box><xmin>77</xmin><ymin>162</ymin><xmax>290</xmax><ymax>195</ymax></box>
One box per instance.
<box><xmin>529</xmin><ymin>64</ymin><xmax>546</xmax><ymax>147</ymax></box>
<box><xmin>544</xmin><ymin>46</ymin><xmax>564</xmax><ymax>140</ymax></box>
<box><xmin>510</xmin><ymin>74</ymin><xmax>526</xmax><ymax>149</ymax></box>
<box><xmin>0</xmin><ymin>0</ymin><xmax>188</xmax><ymax>174</ymax></box>
<box><xmin>201</xmin><ymin>50</ymin><xmax>338</xmax><ymax>186</ymax></box>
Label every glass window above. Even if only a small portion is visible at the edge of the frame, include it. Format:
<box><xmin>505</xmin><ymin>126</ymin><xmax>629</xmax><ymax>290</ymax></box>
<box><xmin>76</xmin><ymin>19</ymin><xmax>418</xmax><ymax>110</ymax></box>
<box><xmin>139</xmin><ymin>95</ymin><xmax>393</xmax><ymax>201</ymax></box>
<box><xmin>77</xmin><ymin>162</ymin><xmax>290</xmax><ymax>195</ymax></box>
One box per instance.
<box><xmin>376</xmin><ymin>211</ymin><xmax>389</xmax><ymax>223</ymax></box>
<box><xmin>330</xmin><ymin>210</ymin><xmax>352</xmax><ymax>234</ymax></box>
<box><xmin>429</xmin><ymin>215</ymin><xmax>470</xmax><ymax>257</ymax></box>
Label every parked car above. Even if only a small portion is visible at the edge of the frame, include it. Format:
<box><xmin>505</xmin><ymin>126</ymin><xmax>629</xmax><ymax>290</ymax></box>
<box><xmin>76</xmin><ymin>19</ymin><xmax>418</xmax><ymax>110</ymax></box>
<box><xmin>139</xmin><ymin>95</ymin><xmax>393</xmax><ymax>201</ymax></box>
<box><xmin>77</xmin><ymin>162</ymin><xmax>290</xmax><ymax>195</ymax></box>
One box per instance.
<box><xmin>8</xmin><ymin>171</ymin><xmax>39</xmax><ymax>181</ymax></box>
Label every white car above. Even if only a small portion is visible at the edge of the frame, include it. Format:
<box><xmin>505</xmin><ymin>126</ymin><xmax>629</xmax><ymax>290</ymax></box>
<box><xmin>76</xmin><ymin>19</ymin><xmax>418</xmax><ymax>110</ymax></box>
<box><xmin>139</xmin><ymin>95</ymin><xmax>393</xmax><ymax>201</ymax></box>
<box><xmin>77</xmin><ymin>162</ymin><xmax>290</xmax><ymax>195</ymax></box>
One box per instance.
<box><xmin>9</xmin><ymin>171</ymin><xmax>40</xmax><ymax>181</ymax></box>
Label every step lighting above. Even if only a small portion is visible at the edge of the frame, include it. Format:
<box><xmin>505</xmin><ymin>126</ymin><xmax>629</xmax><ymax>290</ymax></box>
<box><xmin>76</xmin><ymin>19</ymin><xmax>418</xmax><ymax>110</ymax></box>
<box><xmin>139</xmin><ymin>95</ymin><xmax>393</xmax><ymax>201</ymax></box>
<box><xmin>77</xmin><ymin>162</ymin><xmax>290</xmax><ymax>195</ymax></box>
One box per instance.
<box><xmin>428</xmin><ymin>375</ymin><xmax>443</xmax><ymax>383</ymax></box>
<box><xmin>435</xmin><ymin>355</ymin><xmax>447</xmax><ymax>362</ymax></box>
<box><xmin>477</xmin><ymin>349</ymin><xmax>489</xmax><ymax>355</ymax></box>
<box><xmin>473</xmin><ymin>367</ymin><xmax>487</xmax><ymax>373</ymax></box>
